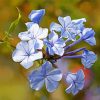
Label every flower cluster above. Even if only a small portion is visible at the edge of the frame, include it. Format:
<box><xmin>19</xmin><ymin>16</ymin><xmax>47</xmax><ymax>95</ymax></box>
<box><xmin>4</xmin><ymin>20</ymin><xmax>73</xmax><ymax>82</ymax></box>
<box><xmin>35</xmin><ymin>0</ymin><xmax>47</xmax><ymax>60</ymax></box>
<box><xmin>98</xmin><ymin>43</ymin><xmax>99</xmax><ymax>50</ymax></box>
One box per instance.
<box><xmin>12</xmin><ymin>9</ymin><xmax>97</xmax><ymax>95</ymax></box>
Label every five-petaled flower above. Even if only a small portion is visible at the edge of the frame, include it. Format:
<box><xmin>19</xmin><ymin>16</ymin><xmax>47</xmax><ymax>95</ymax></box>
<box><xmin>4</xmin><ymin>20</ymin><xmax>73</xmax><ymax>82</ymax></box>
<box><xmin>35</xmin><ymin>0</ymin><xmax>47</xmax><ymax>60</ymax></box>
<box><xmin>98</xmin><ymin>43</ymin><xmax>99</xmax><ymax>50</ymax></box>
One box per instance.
<box><xmin>18</xmin><ymin>23</ymin><xmax>48</xmax><ymax>49</ymax></box>
<box><xmin>50</xmin><ymin>16</ymin><xmax>86</xmax><ymax>41</ymax></box>
<box><xmin>65</xmin><ymin>69</ymin><xmax>85</xmax><ymax>95</ymax></box>
<box><xmin>28</xmin><ymin>61</ymin><xmax>62</xmax><ymax>92</ymax></box>
<box><xmin>81</xmin><ymin>50</ymin><xmax>97</xmax><ymax>68</ymax></box>
<box><xmin>12</xmin><ymin>41</ymin><xmax>43</xmax><ymax>69</ymax></box>
<box><xmin>44</xmin><ymin>31</ymin><xmax>65</xmax><ymax>56</ymax></box>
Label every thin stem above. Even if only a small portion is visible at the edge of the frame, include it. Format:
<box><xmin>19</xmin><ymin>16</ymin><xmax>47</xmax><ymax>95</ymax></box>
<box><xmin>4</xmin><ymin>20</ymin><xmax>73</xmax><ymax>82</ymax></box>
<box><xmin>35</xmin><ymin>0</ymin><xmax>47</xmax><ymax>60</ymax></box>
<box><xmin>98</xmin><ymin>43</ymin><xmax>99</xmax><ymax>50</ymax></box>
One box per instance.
<box><xmin>63</xmin><ymin>55</ymin><xmax>83</xmax><ymax>59</ymax></box>
<box><xmin>65</xmin><ymin>47</ymin><xmax>86</xmax><ymax>55</ymax></box>
<box><xmin>64</xmin><ymin>38</ymin><xmax>82</xmax><ymax>51</ymax></box>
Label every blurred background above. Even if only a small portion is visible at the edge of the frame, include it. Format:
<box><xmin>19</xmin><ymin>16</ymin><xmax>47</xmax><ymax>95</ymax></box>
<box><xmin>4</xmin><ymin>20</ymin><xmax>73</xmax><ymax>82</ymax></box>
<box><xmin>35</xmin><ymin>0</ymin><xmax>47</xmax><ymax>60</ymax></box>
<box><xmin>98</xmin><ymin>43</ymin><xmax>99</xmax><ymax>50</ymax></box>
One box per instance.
<box><xmin>0</xmin><ymin>0</ymin><xmax>100</xmax><ymax>100</ymax></box>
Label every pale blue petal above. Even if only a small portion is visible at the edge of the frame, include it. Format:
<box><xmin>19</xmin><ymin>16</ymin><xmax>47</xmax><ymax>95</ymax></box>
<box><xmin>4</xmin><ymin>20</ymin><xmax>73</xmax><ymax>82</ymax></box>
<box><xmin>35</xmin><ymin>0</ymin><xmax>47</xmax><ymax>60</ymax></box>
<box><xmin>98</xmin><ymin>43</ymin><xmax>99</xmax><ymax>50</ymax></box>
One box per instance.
<box><xmin>85</xmin><ymin>37</ymin><xmax>96</xmax><ymax>46</ymax></box>
<box><xmin>29</xmin><ymin>23</ymin><xmax>39</xmax><ymax>37</ymax></box>
<box><xmin>29</xmin><ymin>51</ymin><xmax>43</xmax><ymax>62</ymax></box>
<box><xmin>63</xmin><ymin>16</ymin><xmax>71</xmax><ymax>27</ymax></box>
<box><xmin>18</xmin><ymin>31</ymin><xmax>31</xmax><ymax>41</ymax></box>
<box><xmin>66</xmin><ymin>73</ymin><xmax>76</xmax><ymax>85</ymax></box>
<box><xmin>72</xmin><ymin>18</ymin><xmax>86</xmax><ymax>24</ymax></box>
<box><xmin>45</xmin><ymin>78</ymin><xmax>59</xmax><ymax>92</ymax></box>
<box><xmin>50</xmin><ymin>22</ymin><xmax>62</xmax><ymax>32</ymax></box>
<box><xmin>55</xmin><ymin>38</ymin><xmax>65</xmax><ymax>47</ymax></box>
<box><xmin>76</xmin><ymin>69</ymin><xmax>85</xmax><ymax>81</ymax></box>
<box><xmin>82</xmin><ymin>28</ymin><xmax>95</xmax><ymax>40</ymax></box>
<box><xmin>29</xmin><ymin>9</ymin><xmax>45</xmax><ymax>24</ymax></box>
<box><xmin>49</xmin><ymin>31</ymin><xmax>58</xmax><ymax>43</ymax></box>
<box><xmin>47</xmin><ymin>69</ymin><xmax>62</xmax><ymax>81</ymax></box>
<box><xmin>12</xmin><ymin>49</ymin><xmax>26</xmax><ymax>62</ymax></box>
<box><xmin>58</xmin><ymin>16</ymin><xmax>71</xmax><ymax>27</ymax></box>
<box><xmin>36</xmin><ymin>28</ymin><xmax>48</xmax><ymax>39</ymax></box>
<box><xmin>52</xmin><ymin>46</ymin><xmax>64</xmax><ymax>56</ymax></box>
<box><xmin>41</xmin><ymin>61</ymin><xmax>53</xmax><ymax>75</ymax></box>
<box><xmin>72</xmin><ymin>86</ymin><xmax>79</xmax><ymax>95</ymax></box>
<box><xmin>16</xmin><ymin>41</ymin><xmax>29</xmax><ymax>53</ymax></box>
<box><xmin>75</xmin><ymin>81</ymin><xmax>84</xmax><ymax>90</ymax></box>
<box><xmin>20</xmin><ymin>56</ymin><xmax>33</xmax><ymax>69</ymax></box>
<box><xmin>58</xmin><ymin>16</ymin><xmax>65</xmax><ymax>27</ymax></box>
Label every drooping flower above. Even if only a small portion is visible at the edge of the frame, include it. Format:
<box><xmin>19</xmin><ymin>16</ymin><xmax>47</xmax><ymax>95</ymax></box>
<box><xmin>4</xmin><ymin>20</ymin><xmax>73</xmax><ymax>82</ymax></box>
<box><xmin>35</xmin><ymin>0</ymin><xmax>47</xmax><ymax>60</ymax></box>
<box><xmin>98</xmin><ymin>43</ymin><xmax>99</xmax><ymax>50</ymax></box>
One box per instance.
<box><xmin>44</xmin><ymin>31</ymin><xmax>65</xmax><ymax>56</ymax></box>
<box><xmin>50</xmin><ymin>16</ymin><xmax>86</xmax><ymax>41</ymax></box>
<box><xmin>81</xmin><ymin>50</ymin><xmax>97</xmax><ymax>68</ymax></box>
<box><xmin>81</xmin><ymin>28</ymin><xmax>96</xmax><ymax>46</ymax></box>
<box><xmin>65</xmin><ymin>69</ymin><xmax>85</xmax><ymax>95</ymax></box>
<box><xmin>28</xmin><ymin>61</ymin><xmax>62</xmax><ymax>92</ymax></box>
<box><xmin>12</xmin><ymin>41</ymin><xmax>43</xmax><ymax>69</ymax></box>
<box><xmin>18</xmin><ymin>23</ymin><xmax>48</xmax><ymax>49</ymax></box>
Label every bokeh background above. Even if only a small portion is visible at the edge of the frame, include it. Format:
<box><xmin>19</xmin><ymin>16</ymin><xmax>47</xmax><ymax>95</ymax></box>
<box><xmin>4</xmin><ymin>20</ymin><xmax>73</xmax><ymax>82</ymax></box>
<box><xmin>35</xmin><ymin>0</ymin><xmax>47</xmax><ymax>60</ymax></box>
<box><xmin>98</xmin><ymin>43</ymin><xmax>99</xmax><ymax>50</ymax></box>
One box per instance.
<box><xmin>0</xmin><ymin>0</ymin><xmax>100</xmax><ymax>100</ymax></box>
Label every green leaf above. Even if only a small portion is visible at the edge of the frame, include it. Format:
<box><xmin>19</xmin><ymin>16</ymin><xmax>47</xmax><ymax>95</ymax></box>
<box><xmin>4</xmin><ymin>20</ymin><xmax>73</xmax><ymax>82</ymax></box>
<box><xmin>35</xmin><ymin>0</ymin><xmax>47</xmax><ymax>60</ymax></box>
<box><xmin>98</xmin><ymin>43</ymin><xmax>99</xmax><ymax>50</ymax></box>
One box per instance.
<box><xmin>8</xmin><ymin>8</ymin><xmax>21</xmax><ymax>34</ymax></box>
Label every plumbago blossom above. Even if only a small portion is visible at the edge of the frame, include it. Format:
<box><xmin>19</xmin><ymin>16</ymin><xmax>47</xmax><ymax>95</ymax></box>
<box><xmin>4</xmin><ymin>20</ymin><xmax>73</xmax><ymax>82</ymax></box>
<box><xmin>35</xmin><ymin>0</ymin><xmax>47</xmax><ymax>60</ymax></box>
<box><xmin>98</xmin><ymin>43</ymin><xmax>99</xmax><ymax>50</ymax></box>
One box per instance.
<box><xmin>12</xmin><ymin>9</ymin><xmax>97</xmax><ymax>95</ymax></box>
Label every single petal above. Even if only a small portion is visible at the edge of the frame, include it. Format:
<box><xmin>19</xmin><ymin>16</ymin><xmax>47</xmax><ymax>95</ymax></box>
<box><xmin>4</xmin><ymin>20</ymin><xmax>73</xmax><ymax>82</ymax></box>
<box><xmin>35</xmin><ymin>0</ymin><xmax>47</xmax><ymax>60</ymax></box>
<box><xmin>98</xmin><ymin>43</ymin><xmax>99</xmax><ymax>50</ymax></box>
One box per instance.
<box><xmin>72</xmin><ymin>86</ymin><xmax>79</xmax><ymax>95</ymax></box>
<box><xmin>47</xmin><ymin>69</ymin><xmax>62</xmax><ymax>81</ymax></box>
<box><xmin>18</xmin><ymin>31</ymin><xmax>31</xmax><ymax>41</ymax></box>
<box><xmin>52</xmin><ymin>46</ymin><xmax>64</xmax><ymax>56</ymax></box>
<box><xmin>63</xmin><ymin>16</ymin><xmax>71</xmax><ymax>27</ymax></box>
<box><xmin>28</xmin><ymin>9</ymin><xmax>45</xmax><ymax>23</ymax></box>
<box><xmin>12</xmin><ymin>49</ymin><xmax>26</xmax><ymax>62</ymax></box>
<box><xmin>36</xmin><ymin>28</ymin><xmax>48</xmax><ymax>39</ymax></box>
<box><xmin>16</xmin><ymin>41</ymin><xmax>29</xmax><ymax>52</ymax></box>
<box><xmin>72</xmin><ymin>18</ymin><xmax>86</xmax><ymax>24</ymax></box>
<box><xmin>29</xmin><ymin>51</ymin><xmax>43</xmax><ymax>61</ymax></box>
<box><xmin>82</xmin><ymin>28</ymin><xmax>95</xmax><ymax>40</ymax></box>
<box><xmin>41</xmin><ymin>61</ymin><xmax>53</xmax><ymax>75</ymax></box>
<box><xmin>20</xmin><ymin>56</ymin><xmax>33</xmax><ymax>69</ymax></box>
<box><xmin>75</xmin><ymin>81</ymin><xmax>84</xmax><ymax>90</ymax></box>
<box><xmin>29</xmin><ymin>23</ymin><xmax>39</xmax><ymax>37</ymax></box>
<box><xmin>55</xmin><ymin>38</ymin><xmax>65</xmax><ymax>47</ymax></box>
<box><xmin>45</xmin><ymin>78</ymin><xmax>59</xmax><ymax>92</ymax></box>
<box><xmin>76</xmin><ymin>69</ymin><xmax>85</xmax><ymax>81</ymax></box>
<box><xmin>30</xmin><ymin>79</ymin><xmax>44</xmax><ymax>91</ymax></box>
<box><xmin>49</xmin><ymin>31</ymin><xmax>58</xmax><ymax>43</ymax></box>
<box><xmin>85</xmin><ymin>37</ymin><xmax>96</xmax><ymax>46</ymax></box>
<box><xmin>50</xmin><ymin>22</ymin><xmax>62</xmax><ymax>32</ymax></box>
<box><xmin>66</xmin><ymin>73</ymin><xmax>76</xmax><ymax>85</ymax></box>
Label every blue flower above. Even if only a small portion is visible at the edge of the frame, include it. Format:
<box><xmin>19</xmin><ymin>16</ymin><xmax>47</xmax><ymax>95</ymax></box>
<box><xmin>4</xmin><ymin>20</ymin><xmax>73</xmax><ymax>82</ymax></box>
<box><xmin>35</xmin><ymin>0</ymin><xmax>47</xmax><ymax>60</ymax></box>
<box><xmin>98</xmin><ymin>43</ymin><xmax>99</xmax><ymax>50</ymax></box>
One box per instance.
<box><xmin>81</xmin><ymin>50</ymin><xmax>97</xmax><ymax>68</ymax></box>
<box><xmin>28</xmin><ymin>61</ymin><xmax>62</xmax><ymax>92</ymax></box>
<box><xmin>81</xmin><ymin>28</ymin><xmax>96</xmax><ymax>46</ymax></box>
<box><xmin>18</xmin><ymin>23</ymin><xmax>48</xmax><ymax>49</ymax></box>
<box><xmin>44</xmin><ymin>31</ymin><xmax>65</xmax><ymax>56</ymax></box>
<box><xmin>12</xmin><ymin>41</ymin><xmax>43</xmax><ymax>69</ymax></box>
<box><xmin>65</xmin><ymin>69</ymin><xmax>85</xmax><ymax>95</ymax></box>
<box><xmin>50</xmin><ymin>16</ymin><xmax>85</xmax><ymax>41</ymax></box>
<box><xmin>29</xmin><ymin>9</ymin><xmax>45</xmax><ymax>24</ymax></box>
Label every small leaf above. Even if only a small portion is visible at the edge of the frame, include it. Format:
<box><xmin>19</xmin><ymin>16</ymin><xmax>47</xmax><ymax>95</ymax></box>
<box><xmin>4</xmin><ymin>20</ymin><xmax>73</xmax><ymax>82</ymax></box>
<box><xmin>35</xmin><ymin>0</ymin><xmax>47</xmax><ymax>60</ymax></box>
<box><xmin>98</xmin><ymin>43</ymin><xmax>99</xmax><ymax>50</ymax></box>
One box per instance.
<box><xmin>8</xmin><ymin>8</ymin><xmax>21</xmax><ymax>34</ymax></box>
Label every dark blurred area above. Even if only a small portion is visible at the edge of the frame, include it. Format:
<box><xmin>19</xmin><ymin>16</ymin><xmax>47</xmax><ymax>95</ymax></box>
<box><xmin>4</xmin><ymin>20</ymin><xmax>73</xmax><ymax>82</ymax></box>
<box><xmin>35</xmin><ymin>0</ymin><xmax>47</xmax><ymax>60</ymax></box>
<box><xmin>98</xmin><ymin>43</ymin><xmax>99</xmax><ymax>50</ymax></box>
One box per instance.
<box><xmin>0</xmin><ymin>0</ymin><xmax>100</xmax><ymax>100</ymax></box>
